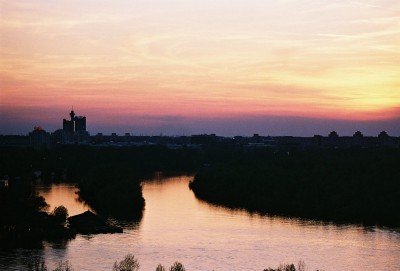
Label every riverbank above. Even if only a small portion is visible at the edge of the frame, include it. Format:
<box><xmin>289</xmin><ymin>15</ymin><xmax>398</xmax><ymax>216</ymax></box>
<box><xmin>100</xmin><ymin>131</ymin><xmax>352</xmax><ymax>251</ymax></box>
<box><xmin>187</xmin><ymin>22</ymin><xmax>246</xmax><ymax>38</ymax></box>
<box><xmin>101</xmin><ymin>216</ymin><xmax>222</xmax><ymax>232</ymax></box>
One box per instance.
<box><xmin>190</xmin><ymin>148</ymin><xmax>400</xmax><ymax>227</ymax></box>
<box><xmin>0</xmin><ymin>181</ymin><xmax>74</xmax><ymax>248</ymax></box>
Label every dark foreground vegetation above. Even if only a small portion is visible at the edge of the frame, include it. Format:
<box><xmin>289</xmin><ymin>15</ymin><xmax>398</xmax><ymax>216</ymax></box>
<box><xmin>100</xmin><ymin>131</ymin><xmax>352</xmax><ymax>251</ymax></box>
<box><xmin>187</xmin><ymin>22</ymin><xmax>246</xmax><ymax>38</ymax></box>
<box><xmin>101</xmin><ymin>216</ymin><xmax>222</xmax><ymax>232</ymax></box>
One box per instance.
<box><xmin>26</xmin><ymin>254</ymin><xmax>317</xmax><ymax>271</ymax></box>
<box><xmin>0</xmin><ymin>178</ymin><xmax>120</xmax><ymax>247</ymax></box>
<box><xmin>190</xmin><ymin>148</ymin><xmax>400</xmax><ymax>226</ymax></box>
<box><xmin>0</xmin><ymin>181</ymin><xmax>74</xmax><ymax>248</ymax></box>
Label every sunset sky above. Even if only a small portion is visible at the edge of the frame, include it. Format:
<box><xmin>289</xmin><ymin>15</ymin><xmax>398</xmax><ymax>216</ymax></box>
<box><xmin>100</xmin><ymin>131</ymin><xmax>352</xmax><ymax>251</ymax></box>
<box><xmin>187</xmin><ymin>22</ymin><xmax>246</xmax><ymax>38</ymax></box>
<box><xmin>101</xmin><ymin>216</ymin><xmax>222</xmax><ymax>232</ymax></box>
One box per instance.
<box><xmin>1</xmin><ymin>0</ymin><xmax>399</xmax><ymax>136</ymax></box>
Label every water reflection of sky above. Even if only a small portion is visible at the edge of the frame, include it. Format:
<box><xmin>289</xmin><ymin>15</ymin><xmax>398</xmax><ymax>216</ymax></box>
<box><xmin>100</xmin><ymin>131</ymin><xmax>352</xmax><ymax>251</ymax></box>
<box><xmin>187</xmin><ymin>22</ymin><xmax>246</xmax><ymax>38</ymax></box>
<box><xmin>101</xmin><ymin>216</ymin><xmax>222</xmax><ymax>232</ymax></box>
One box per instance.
<box><xmin>5</xmin><ymin>176</ymin><xmax>399</xmax><ymax>271</ymax></box>
<box><xmin>36</xmin><ymin>183</ymin><xmax>93</xmax><ymax>216</ymax></box>
<box><xmin>139</xmin><ymin>176</ymin><xmax>400</xmax><ymax>271</ymax></box>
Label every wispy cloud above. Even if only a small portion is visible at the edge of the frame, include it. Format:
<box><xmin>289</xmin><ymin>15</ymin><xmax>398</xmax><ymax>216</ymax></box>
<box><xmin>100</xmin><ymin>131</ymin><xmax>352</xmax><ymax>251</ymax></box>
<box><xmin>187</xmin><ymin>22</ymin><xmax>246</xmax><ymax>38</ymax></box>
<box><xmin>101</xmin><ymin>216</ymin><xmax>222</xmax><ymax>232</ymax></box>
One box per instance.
<box><xmin>1</xmin><ymin>0</ymin><xmax>400</xmax><ymax>134</ymax></box>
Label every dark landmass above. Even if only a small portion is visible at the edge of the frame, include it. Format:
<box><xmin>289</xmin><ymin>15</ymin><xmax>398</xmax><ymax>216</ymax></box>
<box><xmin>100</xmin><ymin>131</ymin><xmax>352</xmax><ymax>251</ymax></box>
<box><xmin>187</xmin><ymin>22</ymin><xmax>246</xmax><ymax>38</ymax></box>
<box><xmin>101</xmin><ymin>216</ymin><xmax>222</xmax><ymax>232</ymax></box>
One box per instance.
<box><xmin>2</xmin><ymin>130</ymin><xmax>399</xmax><ymax>150</ymax></box>
<box><xmin>73</xmin><ymin>145</ymin><xmax>200</xmax><ymax>220</ymax></box>
<box><xmin>68</xmin><ymin>210</ymin><xmax>122</xmax><ymax>234</ymax></box>
<box><xmin>1</xmin><ymin>142</ymin><xmax>399</xmax><ymax>249</ymax></box>
<box><xmin>0</xmin><ymin>145</ymin><xmax>200</xmax><ymax>223</ymax></box>
<box><xmin>0</xmin><ymin>181</ymin><xmax>122</xmax><ymax>248</ymax></box>
<box><xmin>190</xmin><ymin>148</ymin><xmax>400</xmax><ymax>227</ymax></box>
<box><xmin>0</xmin><ymin>181</ymin><xmax>74</xmax><ymax>248</ymax></box>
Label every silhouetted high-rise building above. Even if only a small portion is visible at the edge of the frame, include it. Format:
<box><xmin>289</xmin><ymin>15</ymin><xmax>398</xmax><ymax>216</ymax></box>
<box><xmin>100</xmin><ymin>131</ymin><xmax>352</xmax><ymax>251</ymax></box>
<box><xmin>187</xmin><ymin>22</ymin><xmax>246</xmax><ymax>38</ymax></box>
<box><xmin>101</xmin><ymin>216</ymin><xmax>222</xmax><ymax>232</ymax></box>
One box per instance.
<box><xmin>63</xmin><ymin>109</ymin><xmax>87</xmax><ymax>133</ymax></box>
<box><xmin>75</xmin><ymin>116</ymin><xmax>86</xmax><ymax>132</ymax></box>
<box><xmin>60</xmin><ymin>109</ymin><xmax>89</xmax><ymax>143</ymax></box>
<box><xmin>63</xmin><ymin>119</ymin><xmax>74</xmax><ymax>133</ymax></box>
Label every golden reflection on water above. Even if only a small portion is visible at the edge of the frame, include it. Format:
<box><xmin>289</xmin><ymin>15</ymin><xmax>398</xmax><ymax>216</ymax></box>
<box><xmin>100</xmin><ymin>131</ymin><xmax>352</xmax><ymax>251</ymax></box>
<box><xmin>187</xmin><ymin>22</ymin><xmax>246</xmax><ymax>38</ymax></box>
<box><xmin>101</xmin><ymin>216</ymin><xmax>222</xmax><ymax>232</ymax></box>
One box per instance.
<box><xmin>36</xmin><ymin>183</ymin><xmax>92</xmax><ymax>216</ymax></box>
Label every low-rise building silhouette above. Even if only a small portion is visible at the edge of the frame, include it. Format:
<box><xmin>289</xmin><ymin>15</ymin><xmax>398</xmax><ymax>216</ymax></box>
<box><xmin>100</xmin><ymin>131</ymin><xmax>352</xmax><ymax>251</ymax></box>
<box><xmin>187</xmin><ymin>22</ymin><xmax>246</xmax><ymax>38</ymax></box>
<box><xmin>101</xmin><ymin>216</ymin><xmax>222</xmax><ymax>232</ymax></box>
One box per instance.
<box><xmin>29</xmin><ymin>126</ymin><xmax>51</xmax><ymax>150</ymax></box>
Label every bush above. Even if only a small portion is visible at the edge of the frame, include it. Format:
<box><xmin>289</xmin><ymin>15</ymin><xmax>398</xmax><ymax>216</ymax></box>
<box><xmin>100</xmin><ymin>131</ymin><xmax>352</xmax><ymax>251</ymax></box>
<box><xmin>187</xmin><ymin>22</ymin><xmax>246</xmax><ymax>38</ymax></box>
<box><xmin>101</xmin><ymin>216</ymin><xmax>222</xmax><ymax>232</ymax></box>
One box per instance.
<box><xmin>263</xmin><ymin>261</ymin><xmax>310</xmax><ymax>271</ymax></box>
<box><xmin>113</xmin><ymin>254</ymin><xmax>140</xmax><ymax>271</ymax></box>
<box><xmin>263</xmin><ymin>264</ymin><xmax>295</xmax><ymax>271</ymax></box>
<box><xmin>53</xmin><ymin>261</ymin><xmax>73</xmax><ymax>271</ymax></box>
<box><xmin>169</xmin><ymin>262</ymin><xmax>185</xmax><ymax>271</ymax></box>
<box><xmin>53</xmin><ymin>206</ymin><xmax>69</xmax><ymax>220</ymax></box>
<box><xmin>27</xmin><ymin>257</ymin><xmax>47</xmax><ymax>271</ymax></box>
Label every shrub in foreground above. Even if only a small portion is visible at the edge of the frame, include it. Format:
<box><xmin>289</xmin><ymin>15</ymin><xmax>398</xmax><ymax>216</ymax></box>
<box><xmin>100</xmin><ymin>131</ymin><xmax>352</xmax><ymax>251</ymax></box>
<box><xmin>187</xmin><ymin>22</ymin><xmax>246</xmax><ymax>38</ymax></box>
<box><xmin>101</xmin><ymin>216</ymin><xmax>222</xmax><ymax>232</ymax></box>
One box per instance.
<box><xmin>53</xmin><ymin>261</ymin><xmax>73</xmax><ymax>271</ymax></box>
<box><xmin>28</xmin><ymin>255</ymin><xmax>321</xmax><ymax>271</ymax></box>
<box><xmin>113</xmin><ymin>254</ymin><xmax>140</xmax><ymax>271</ymax></box>
<box><xmin>264</xmin><ymin>260</ymin><xmax>322</xmax><ymax>271</ymax></box>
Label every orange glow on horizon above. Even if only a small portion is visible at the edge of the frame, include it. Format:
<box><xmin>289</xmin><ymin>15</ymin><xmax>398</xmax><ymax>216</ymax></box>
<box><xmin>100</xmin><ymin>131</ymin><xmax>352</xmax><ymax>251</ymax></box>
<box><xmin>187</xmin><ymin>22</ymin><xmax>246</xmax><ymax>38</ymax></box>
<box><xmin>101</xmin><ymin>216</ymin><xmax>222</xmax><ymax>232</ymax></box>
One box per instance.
<box><xmin>1</xmin><ymin>0</ymin><xmax>400</xmax><ymax>133</ymax></box>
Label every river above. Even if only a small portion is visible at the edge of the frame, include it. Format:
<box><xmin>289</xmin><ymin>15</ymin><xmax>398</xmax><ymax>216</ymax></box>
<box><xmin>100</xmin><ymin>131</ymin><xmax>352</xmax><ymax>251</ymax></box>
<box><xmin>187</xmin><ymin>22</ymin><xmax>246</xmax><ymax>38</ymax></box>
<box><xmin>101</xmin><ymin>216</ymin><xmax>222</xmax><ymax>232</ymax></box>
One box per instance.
<box><xmin>1</xmin><ymin>175</ymin><xmax>400</xmax><ymax>271</ymax></box>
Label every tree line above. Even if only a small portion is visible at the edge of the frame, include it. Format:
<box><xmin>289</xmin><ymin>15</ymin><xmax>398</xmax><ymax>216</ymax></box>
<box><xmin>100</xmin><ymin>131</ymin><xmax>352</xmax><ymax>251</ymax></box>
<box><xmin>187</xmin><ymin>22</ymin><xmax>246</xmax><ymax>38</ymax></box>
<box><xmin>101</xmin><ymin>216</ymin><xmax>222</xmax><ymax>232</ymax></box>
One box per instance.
<box><xmin>190</xmin><ymin>148</ymin><xmax>400</xmax><ymax>226</ymax></box>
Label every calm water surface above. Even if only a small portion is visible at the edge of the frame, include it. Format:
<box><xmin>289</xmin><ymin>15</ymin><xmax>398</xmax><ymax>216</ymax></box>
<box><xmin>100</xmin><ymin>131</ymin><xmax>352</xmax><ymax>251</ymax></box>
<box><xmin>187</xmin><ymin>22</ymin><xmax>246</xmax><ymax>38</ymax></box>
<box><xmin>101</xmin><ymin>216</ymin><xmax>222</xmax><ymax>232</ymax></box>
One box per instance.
<box><xmin>36</xmin><ymin>183</ymin><xmax>93</xmax><ymax>216</ymax></box>
<box><xmin>1</xmin><ymin>176</ymin><xmax>400</xmax><ymax>271</ymax></box>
